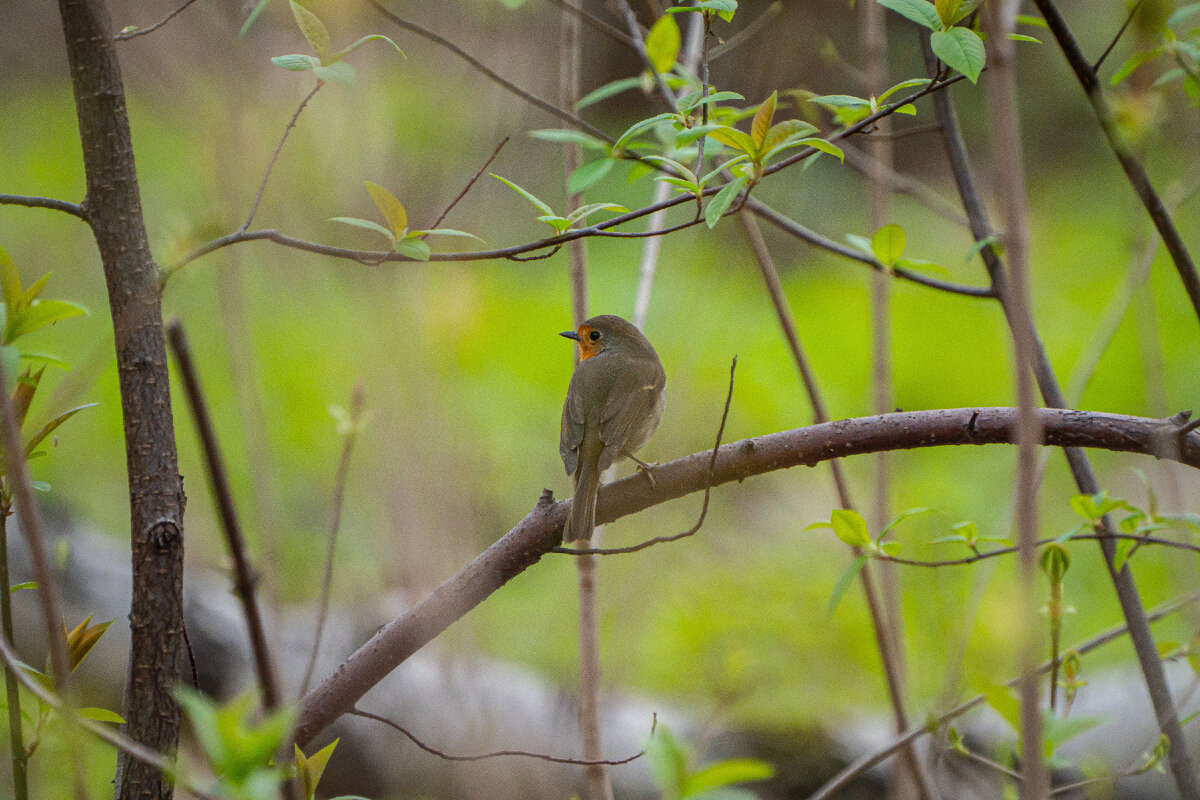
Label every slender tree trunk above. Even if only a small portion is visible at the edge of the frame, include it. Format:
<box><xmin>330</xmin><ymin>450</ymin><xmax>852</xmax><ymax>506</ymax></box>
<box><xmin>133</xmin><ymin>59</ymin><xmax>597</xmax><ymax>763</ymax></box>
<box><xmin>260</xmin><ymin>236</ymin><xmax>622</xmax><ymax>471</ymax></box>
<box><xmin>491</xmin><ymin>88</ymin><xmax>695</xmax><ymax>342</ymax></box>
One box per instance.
<box><xmin>57</xmin><ymin>3</ymin><xmax>187</xmax><ymax>799</ymax></box>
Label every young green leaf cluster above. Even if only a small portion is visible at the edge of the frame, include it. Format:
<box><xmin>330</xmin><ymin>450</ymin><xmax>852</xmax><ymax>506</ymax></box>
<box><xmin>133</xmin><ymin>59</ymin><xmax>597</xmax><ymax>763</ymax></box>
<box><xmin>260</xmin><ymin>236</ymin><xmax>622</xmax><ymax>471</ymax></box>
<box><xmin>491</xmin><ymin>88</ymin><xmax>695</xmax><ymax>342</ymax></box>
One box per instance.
<box><xmin>646</xmin><ymin>724</ymin><xmax>773</xmax><ymax>800</ymax></box>
<box><xmin>1109</xmin><ymin>3</ymin><xmax>1200</xmax><ymax>106</ymax></box>
<box><xmin>271</xmin><ymin>1</ymin><xmax>403</xmax><ymax>88</ymax></box>
<box><xmin>330</xmin><ymin>182</ymin><xmax>480</xmax><ymax>261</ymax></box>
<box><xmin>490</xmin><ymin>174</ymin><xmax>628</xmax><ymax>234</ymax></box>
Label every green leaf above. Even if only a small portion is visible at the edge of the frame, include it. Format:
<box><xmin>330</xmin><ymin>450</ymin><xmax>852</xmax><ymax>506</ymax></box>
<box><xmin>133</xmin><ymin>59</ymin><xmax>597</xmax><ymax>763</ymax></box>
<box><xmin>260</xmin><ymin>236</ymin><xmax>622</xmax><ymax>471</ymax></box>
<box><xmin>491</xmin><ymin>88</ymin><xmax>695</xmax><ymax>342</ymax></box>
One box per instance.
<box><xmin>364</xmin><ymin>182</ymin><xmax>407</xmax><ymax>237</ymax></box>
<box><xmin>689</xmin><ymin>91</ymin><xmax>746</xmax><ymax>109</ymax></box>
<box><xmin>1113</xmin><ymin>538</ymin><xmax>1136</xmax><ymax>572</ymax></box>
<box><xmin>828</xmin><ymin>555</ymin><xmax>868</xmax><ymax>614</ymax></box>
<box><xmin>1168</xmin><ymin>2</ymin><xmax>1200</xmax><ymax>28</ymax></box>
<box><xmin>528</xmin><ymin>129</ymin><xmax>609</xmax><ymax>150</ymax></box>
<box><xmin>931</xmin><ymin>27</ymin><xmax>986</xmax><ymax>83</ymax></box>
<box><xmin>328</xmin><ymin>34</ymin><xmax>404</xmax><ymax>64</ymax></box>
<box><xmin>893</xmin><ymin>104</ymin><xmax>917</xmax><ymax>115</ymax></box>
<box><xmin>7</xmin><ymin>300</ymin><xmax>88</xmax><ymax>343</ymax></box>
<box><xmin>614</xmin><ymin>112</ymin><xmax>678</xmax><ymax>150</ymax></box>
<box><xmin>1007</xmin><ymin>33</ymin><xmax>1041</xmax><ymax>43</ymax></box>
<box><xmin>879</xmin><ymin>506</ymin><xmax>936</xmax><ymax>536</ymax></box>
<box><xmin>297</xmin><ymin>739</ymin><xmax>339</xmax><ymax>800</ymax></box>
<box><xmin>410</xmin><ymin>229</ymin><xmax>482</xmax><ymax>240</ymax></box>
<box><xmin>1040</xmin><ymin>543</ymin><xmax>1070</xmax><ymax>582</ymax></box>
<box><xmin>667</xmin><ymin>0</ymin><xmax>738</xmax><ymax>21</ymax></box>
<box><xmin>683</xmin><ymin>758</ymin><xmax>775</xmax><ymax>795</ymax></box>
<box><xmin>1015</xmin><ymin>13</ymin><xmax>1048</xmax><ymax>28</ymax></box>
<box><xmin>646</xmin><ymin>726</ymin><xmax>689</xmax><ymax>796</ymax></box>
<box><xmin>645</xmin><ymin>14</ymin><xmax>682</xmax><ymax>73</ymax></box>
<box><xmin>312</xmin><ymin>60</ymin><xmax>355</xmax><ymax>87</ymax></box>
<box><xmin>565</xmin><ymin>202</ymin><xmax>629</xmax><ymax>225</ymax></box>
<box><xmin>641</xmin><ymin>156</ymin><xmax>697</xmax><ymax>182</ymax></box>
<box><xmin>830</xmin><ymin>508</ymin><xmax>871</xmax><ymax>547</ymax></box>
<box><xmin>982</xmin><ymin>684</ymin><xmax>1020</xmax><ymax>733</ymax></box>
<box><xmin>871</xmin><ymin>224</ymin><xmax>906</xmax><ymax>267</ymax></box>
<box><xmin>808</xmin><ymin>94</ymin><xmax>872</xmax><ymax>108</ymax></box>
<box><xmin>704</xmin><ymin>176</ymin><xmax>748</xmax><ymax>228</ymax></box>
<box><xmin>761</xmin><ymin>119</ymin><xmax>819</xmax><ymax>155</ymax></box>
<box><xmin>1043</xmin><ymin>711</ymin><xmax>1103</xmax><ymax>758</ymax></box>
<box><xmin>239</xmin><ymin>0</ymin><xmax>273</xmax><ymax>37</ymax></box>
<box><xmin>288</xmin><ymin>0</ymin><xmax>331</xmax><ymax>62</ymax></box>
<box><xmin>0</xmin><ymin>247</ymin><xmax>20</xmax><ymax>313</ymax></box>
<box><xmin>706</xmin><ymin>125</ymin><xmax>758</xmax><ymax>156</ymax></box>
<box><xmin>20</xmin><ymin>274</ymin><xmax>49</xmax><ymax>308</ymax></box>
<box><xmin>895</xmin><ymin>258</ymin><xmax>949</xmax><ymax>275</ymax></box>
<box><xmin>935</xmin><ymin>0</ymin><xmax>982</xmax><ymax>26</ymax></box>
<box><xmin>798</xmin><ymin>137</ymin><xmax>844</xmax><ymax>163</ymax></box>
<box><xmin>577</xmin><ymin>76</ymin><xmax>643</xmax><ymax>109</ymax></box>
<box><xmin>878</xmin><ymin>78</ymin><xmax>932</xmax><ymax>103</ymax></box>
<box><xmin>271</xmin><ymin>54</ymin><xmax>317</xmax><ymax>71</ymax></box>
<box><xmin>750</xmin><ymin>91</ymin><xmax>777</xmax><ymax>150</ymax></box>
<box><xmin>965</xmin><ymin>234</ymin><xmax>1001</xmax><ymax>262</ymax></box>
<box><xmin>9</xmin><ymin>582</ymin><xmax>37</xmax><ymax>594</ymax></box>
<box><xmin>877</xmin><ymin>0</ymin><xmax>941</xmax><ymax>31</ymax></box>
<box><xmin>395</xmin><ymin>238</ymin><xmax>431</xmax><ymax>261</ymax></box>
<box><xmin>568</xmin><ymin>159</ymin><xmax>614</xmax><ymax>194</ymax></box>
<box><xmin>78</xmin><ymin>707</ymin><xmax>125</xmax><ymax>724</ymax></box>
<box><xmin>329</xmin><ymin>217</ymin><xmax>395</xmax><ymax>242</ymax></box>
<box><xmin>24</xmin><ymin>403</ymin><xmax>98</xmax><ymax>456</ymax></box>
<box><xmin>538</xmin><ymin>215</ymin><xmax>573</xmax><ymax>233</ymax></box>
<box><xmin>675</xmin><ymin>123</ymin><xmax>727</xmax><ymax>146</ymax></box>
<box><xmin>1110</xmin><ymin>49</ymin><xmax>1160</xmax><ymax>85</ymax></box>
<box><xmin>699</xmin><ymin>156</ymin><xmax>747</xmax><ymax>186</ymax></box>
<box><xmin>491</xmin><ymin>174</ymin><xmax>555</xmax><ymax>216</ymax></box>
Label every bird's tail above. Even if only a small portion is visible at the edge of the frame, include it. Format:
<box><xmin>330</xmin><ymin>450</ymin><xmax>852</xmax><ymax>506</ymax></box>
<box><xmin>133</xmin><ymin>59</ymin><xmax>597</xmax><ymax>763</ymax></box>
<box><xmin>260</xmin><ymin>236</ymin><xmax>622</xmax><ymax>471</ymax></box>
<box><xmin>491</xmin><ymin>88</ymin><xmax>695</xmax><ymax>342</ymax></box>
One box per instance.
<box><xmin>564</xmin><ymin>463</ymin><xmax>600</xmax><ymax>543</ymax></box>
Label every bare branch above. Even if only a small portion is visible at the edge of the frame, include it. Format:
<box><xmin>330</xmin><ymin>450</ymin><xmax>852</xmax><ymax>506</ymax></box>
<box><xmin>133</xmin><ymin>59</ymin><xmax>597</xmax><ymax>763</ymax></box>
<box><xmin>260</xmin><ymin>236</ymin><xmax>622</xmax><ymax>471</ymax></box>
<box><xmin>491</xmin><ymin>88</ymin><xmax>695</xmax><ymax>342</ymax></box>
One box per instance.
<box><xmin>113</xmin><ymin>0</ymin><xmax>202</xmax><ymax>41</ymax></box>
<box><xmin>840</xmin><ymin>143</ymin><xmax>968</xmax><ymax>227</ymax></box>
<box><xmin>429</xmin><ymin>137</ymin><xmax>509</xmax><ymax>230</ymax></box>
<box><xmin>0</xmin><ymin>194</ymin><xmax>87</xmax><ymax>221</ymax></box>
<box><xmin>351</xmin><ymin>708</ymin><xmax>656</xmax><ymax>765</ymax></box>
<box><xmin>370</xmin><ymin>1</ymin><xmax>610</xmax><ymax>143</ymax></box>
<box><xmin>242</xmin><ymin>83</ymin><xmax>322</xmax><ymax>233</ymax></box>
<box><xmin>881</xmin><ymin>533</ymin><xmax>1200</xmax><ymax>567</ymax></box>
<box><xmin>539</xmin><ymin>0</ymin><xmax>637</xmax><ymax>48</ymax></box>
<box><xmin>744</xmin><ymin>197</ymin><xmax>994</xmax><ymax>297</ymax></box>
<box><xmin>294</xmin><ymin>406</ymin><xmax>1200</xmax><ymax>746</ymax></box>
<box><xmin>1094</xmin><ymin>0</ymin><xmax>1144</xmax><ymax>72</ymax></box>
<box><xmin>300</xmin><ymin>384</ymin><xmax>365</xmax><ymax>698</ymax></box>
<box><xmin>166</xmin><ymin>320</ymin><xmax>281</xmax><ymax>710</ymax></box>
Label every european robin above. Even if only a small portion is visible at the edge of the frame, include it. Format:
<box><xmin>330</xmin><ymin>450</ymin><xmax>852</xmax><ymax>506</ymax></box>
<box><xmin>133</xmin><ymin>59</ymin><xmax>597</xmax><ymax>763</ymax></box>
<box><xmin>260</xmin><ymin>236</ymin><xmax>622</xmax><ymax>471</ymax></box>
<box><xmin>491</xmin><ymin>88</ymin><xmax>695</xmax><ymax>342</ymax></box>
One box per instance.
<box><xmin>559</xmin><ymin>315</ymin><xmax>666</xmax><ymax>543</ymax></box>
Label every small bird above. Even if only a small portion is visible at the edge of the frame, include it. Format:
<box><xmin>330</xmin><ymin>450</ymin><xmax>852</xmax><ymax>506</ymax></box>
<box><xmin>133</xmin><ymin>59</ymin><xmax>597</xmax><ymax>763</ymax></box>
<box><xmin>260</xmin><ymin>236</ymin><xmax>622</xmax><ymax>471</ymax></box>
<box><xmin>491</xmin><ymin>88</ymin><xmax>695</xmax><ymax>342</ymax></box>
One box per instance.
<box><xmin>560</xmin><ymin>315</ymin><xmax>666</xmax><ymax>543</ymax></box>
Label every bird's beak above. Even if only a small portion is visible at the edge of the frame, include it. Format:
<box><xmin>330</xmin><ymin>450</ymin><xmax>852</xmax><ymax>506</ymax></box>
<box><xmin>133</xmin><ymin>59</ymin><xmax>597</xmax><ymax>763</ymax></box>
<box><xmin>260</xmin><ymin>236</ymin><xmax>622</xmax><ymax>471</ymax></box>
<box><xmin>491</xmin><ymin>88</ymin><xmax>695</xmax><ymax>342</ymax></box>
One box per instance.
<box><xmin>560</xmin><ymin>330</ymin><xmax>581</xmax><ymax>341</ymax></box>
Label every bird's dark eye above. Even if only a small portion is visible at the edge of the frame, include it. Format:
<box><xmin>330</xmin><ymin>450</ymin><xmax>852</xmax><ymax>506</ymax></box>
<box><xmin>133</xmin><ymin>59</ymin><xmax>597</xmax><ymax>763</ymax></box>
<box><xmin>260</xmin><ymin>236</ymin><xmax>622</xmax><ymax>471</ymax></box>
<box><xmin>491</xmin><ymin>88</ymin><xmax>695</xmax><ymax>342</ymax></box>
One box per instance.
<box><xmin>589</xmin><ymin>330</ymin><xmax>601</xmax><ymax>341</ymax></box>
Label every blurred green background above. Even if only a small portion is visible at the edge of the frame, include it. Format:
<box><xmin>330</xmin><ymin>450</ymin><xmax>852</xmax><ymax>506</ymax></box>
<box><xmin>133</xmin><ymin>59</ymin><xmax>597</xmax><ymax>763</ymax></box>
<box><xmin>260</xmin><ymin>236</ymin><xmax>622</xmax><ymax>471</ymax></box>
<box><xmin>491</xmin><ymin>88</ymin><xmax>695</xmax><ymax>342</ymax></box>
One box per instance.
<box><xmin>1</xmin><ymin>0</ymin><xmax>1199</xmax><ymax>750</ymax></box>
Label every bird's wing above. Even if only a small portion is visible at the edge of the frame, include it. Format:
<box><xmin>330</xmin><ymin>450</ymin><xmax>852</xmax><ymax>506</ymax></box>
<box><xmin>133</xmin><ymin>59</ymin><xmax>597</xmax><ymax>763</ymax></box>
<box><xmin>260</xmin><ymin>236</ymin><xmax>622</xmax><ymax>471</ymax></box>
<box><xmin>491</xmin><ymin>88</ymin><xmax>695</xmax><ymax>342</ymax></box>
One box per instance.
<box><xmin>597</xmin><ymin>365</ymin><xmax>662</xmax><ymax>471</ymax></box>
<box><xmin>559</xmin><ymin>369</ymin><xmax>587</xmax><ymax>475</ymax></box>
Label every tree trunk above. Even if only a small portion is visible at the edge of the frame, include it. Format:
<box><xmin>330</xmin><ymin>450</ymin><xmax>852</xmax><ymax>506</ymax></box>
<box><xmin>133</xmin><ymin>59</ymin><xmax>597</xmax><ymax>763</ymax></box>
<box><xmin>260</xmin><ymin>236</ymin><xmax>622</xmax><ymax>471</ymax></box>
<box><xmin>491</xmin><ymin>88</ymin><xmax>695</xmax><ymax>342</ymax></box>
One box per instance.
<box><xmin>56</xmin><ymin>2</ymin><xmax>187</xmax><ymax>799</ymax></box>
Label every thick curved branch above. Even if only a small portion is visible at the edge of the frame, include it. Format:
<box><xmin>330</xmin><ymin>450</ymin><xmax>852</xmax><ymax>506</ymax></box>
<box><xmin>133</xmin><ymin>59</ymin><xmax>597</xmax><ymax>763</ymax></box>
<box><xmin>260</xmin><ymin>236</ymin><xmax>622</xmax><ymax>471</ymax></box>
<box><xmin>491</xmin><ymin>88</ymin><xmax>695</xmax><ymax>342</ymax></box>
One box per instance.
<box><xmin>294</xmin><ymin>406</ymin><xmax>1200</xmax><ymax>746</ymax></box>
<box><xmin>0</xmin><ymin>194</ymin><xmax>87</xmax><ymax>220</ymax></box>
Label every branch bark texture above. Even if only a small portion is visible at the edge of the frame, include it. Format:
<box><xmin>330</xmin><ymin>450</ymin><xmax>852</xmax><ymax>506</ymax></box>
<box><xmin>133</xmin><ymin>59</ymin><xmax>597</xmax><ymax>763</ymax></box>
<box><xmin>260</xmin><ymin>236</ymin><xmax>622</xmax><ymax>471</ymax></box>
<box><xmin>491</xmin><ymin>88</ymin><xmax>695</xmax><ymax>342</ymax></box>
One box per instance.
<box><xmin>294</xmin><ymin>406</ymin><xmax>1200</xmax><ymax>746</ymax></box>
<box><xmin>57</xmin><ymin>2</ymin><xmax>187</xmax><ymax>798</ymax></box>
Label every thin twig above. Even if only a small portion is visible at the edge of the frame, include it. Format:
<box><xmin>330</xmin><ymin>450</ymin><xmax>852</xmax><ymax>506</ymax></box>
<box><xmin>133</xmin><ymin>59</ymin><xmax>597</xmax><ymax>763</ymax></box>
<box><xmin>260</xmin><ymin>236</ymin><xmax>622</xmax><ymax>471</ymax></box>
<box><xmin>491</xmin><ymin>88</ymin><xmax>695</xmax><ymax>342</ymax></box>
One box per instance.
<box><xmin>539</xmin><ymin>0</ymin><xmax>637</xmax><ymax>48</ymax></box>
<box><xmin>370</xmin><ymin>1</ymin><xmax>610</xmax><ymax>142</ymax></box>
<box><xmin>878</xmin><ymin>533</ymin><xmax>1200</xmax><ymax>567</ymax></box>
<box><xmin>166</xmin><ymin>320</ymin><xmax>280</xmax><ymax>710</ymax></box>
<box><xmin>708</xmin><ymin>1</ymin><xmax>782</xmax><ymax>61</ymax></box>
<box><xmin>242</xmin><ymin>83</ymin><xmax>322</xmax><ymax>233</ymax></box>
<box><xmin>300</xmin><ymin>384</ymin><xmax>365</xmax><ymax>698</ymax></box>
<box><xmin>840</xmin><ymin>143</ymin><xmax>967</xmax><ymax>226</ymax></box>
<box><xmin>429</xmin><ymin>137</ymin><xmax>509</xmax><ymax>230</ymax></box>
<box><xmin>0</xmin><ymin>194</ymin><xmax>87</xmax><ymax>221</ymax></box>
<box><xmin>113</xmin><ymin>0</ymin><xmax>202</xmax><ymax>40</ymax></box>
<box><xmin>804</xmin><ymin>585</ymin><xmax>1200</xmax><ymax>800</ymax></box>
<box><xmin>1033</xmin><ymin>0</ymin><xmax>1200</xmax><ymax>329</ymax></box>
<box><xmin>1093</xmin><ymin>0</ymin><xmax>1144</xmax><ymax>72</ymax></box>
<box><xmin>555</xmin><ymin>356</ymin><xmax>736</xmax><ymax>557</ymax></box>
<box><xmin>744</xmin><ymin>197</ymin><xmax>993</xmax><ymax>297</ymax></box>
<box><xmin>0</xmin><ymin>514</ymin><xmax>27</xmax><ymax>800</ymax></box>
<box><xmin>351</xmin><ymin>708</ymin><xmax>656</xmax><ymax>765</ymax></box>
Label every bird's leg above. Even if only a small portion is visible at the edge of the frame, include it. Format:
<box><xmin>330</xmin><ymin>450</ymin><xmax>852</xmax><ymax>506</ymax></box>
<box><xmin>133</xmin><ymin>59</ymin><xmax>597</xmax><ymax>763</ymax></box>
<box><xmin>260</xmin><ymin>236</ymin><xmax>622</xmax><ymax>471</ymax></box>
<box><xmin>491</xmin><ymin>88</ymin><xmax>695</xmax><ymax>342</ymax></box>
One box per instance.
<box><xmin>625</xmin><ymin>452</ymin><xmax>658</xmax><ymax>490</ymax></box>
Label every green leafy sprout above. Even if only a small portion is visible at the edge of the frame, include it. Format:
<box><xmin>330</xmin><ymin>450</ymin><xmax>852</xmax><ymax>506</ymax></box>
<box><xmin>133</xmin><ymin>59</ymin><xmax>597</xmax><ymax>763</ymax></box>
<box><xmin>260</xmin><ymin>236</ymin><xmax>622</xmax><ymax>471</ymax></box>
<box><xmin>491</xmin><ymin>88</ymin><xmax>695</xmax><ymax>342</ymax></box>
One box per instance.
<box><xmin>270</xmin><ymin>1</ymin><xmax>404</xmax><ymax>88</ymax></box>
<box><xmin>330</xmin><ymin>182</ymin><xmax>480</xmax><ymax>261</ymax></box>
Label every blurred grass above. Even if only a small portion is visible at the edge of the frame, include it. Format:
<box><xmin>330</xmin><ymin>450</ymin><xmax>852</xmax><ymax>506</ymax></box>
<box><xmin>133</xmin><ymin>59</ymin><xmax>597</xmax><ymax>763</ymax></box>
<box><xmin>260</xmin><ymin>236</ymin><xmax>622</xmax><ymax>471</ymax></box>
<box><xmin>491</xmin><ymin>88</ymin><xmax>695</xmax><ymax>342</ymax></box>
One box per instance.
<box><xmin>1</xmin><ymin>0</ymin><xmax>1199</xmax><ymax>745</ymax></box>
